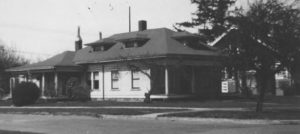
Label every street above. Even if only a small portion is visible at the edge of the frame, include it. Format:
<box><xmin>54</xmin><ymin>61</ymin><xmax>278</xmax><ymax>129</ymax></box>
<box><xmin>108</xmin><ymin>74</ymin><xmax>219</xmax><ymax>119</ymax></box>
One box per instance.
<box><xmin>0</xmin><ymin>114</ymin><xmax>299</xmax><ymax>134</ymax></box>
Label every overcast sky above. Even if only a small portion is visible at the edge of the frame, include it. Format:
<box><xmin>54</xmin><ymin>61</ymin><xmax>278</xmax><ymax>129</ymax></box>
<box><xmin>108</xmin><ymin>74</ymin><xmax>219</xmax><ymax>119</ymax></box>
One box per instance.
<box><xmin>0</xmin><ymin>0</ymin><xmax>247</xmax><ymax>62</ymax></box>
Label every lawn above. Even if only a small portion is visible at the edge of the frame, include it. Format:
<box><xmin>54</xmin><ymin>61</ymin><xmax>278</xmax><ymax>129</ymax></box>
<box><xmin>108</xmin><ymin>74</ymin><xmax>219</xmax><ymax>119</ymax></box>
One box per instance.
<box><xmin>0</xmin><ymin>96</ymin><xmax>299</xmax><ymax>108</ymax></box>
<box><xmin>0</xmin><ymin>108</ymin><xmax>185</xmax><ymax>116</ymax></box>
<box><xmin>0</xmin><ymin>96</ymin><xmax>299</xmax><ymax>119</ymax></box>
<box><xmin>159</xmin><ymin>109</ymin><xmax>300</xmax><ymax>120</ymax></box>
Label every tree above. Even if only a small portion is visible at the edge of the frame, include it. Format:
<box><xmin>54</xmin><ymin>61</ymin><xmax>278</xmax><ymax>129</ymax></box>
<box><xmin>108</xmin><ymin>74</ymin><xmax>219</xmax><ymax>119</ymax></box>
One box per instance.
<box><xmin>181</xmin><ymin>0</ymin><xmax>300</xmax><ymax>112</ymax></box>
<box><xmin>231</xmin><ymin>0</ymin><xmax>300</xmax><ymax>112</ymax></box>
<box><xmin>0</xmin><ymin>40</ymin><xmax>29</xmax><ymax>93</ymax></box>
<box><xmin>175</xmin><ymin>0</ymin><xmax>237</xmax><ymax>41</ymax></box>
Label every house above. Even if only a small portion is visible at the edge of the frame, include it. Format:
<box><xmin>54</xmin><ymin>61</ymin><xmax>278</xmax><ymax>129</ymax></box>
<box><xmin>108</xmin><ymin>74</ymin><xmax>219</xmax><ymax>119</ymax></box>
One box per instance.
<box><xmin>211</xmin><ymin>28</ymin><xmax>298</xmax><ymax>96</ymax></box>
<box><xmin>7</xmin><ymin>21</ymin><xmax>223</xmax><ymax>101</ymax></box>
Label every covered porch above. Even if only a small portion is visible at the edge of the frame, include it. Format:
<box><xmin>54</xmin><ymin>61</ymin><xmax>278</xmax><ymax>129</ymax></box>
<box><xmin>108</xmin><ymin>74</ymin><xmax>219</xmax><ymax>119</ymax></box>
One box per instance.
<box><xmin>126</xmin><ymin>57</ymin><xmax>222</xmax><ymax>100</ymax></box>
<box><xmin>6</xmin><ymin>51</ymin><xmax>83</xmax><ymax>99</ymax></box>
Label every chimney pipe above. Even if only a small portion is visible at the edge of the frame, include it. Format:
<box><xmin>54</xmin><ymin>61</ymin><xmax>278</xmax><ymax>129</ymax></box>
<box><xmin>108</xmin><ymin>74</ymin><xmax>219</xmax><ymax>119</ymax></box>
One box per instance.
<box><xmin>99</xmin><ymin>32</ymin><xmax>102</xmax><ymax>40</ymax></box>
<box><xmin>138</xmin><ymin>20</ymin><xmax>147</xmax><ymax>31</ymax></box>
<box><xmin>75</xmin><ymin>26</ymin><xmax>82</xmax><ymax>51</ymax></box>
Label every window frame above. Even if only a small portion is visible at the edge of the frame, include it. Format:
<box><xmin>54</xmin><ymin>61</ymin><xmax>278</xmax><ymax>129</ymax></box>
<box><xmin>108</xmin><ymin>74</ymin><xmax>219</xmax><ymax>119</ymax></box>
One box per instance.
<box><xmin>111</xmin><ymin>70</ymin><xmax>119</xmax><ymax>90</ymax></box>
<box><xmin>131</xmin><ymin>70</ymin><xmax>141</xmax><ymax>90</ymax></box>
<box><xmin>93</xmin><ymin>71</ymin><xmax>99</xmax><ymax>90</ymax></box>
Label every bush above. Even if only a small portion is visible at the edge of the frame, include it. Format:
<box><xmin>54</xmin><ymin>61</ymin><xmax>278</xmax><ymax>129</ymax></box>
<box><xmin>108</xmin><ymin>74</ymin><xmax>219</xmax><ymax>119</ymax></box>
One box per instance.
<box><xmin>66</xmin><ymin>77</ymin><xmax>80</xmax><ymax>97</ymax></box>
<box><xmin>12</xmin><ymin>82</ymin><xmax>40</xmax><ymax>106</ymax></box>
<box><xmin>69</xmin><ymin>86</ymin><xmax>90</xmax><ymax>101</ymax></box>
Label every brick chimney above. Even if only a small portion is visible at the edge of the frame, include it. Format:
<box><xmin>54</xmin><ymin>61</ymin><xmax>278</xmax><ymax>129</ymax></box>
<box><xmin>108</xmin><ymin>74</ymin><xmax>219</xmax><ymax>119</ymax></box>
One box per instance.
<box><xmin>75</xmin><ymin>26</ymin><xmax>82</xmax><ymax>51</ymax></box>
<box><xmin>138</xmin><ymin>20</ymin><xmax>147</xmax><ymax>31</ymax></box>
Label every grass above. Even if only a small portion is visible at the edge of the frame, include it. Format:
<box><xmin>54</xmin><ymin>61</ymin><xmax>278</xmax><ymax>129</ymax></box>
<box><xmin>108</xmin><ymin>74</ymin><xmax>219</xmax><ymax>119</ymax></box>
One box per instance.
<box><xmin>1</xmin><ymin>96</ymin><xmax>299</xmax><ymax>108</ymax></box>
<box><xmin>0</xmin><ymin>108</ymin><xmax>185</xmax><ymax>116</ymax></box>
<box><xmin>159</xmin><ymin>109</ymin><xmax>300</xmax><ymax>120</ymax></box>
<box><xmin>0</xmin><ymin>96</ymin><xmax>299</xmax><ymax>119</ymax></box>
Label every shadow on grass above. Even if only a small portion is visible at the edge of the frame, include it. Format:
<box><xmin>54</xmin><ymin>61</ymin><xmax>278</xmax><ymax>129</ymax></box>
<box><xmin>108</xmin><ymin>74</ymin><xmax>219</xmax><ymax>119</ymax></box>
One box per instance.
<box><xmin>0</xmin><ymin>129</ymin><xmax>43</xmax><ymax>134</ymax></box>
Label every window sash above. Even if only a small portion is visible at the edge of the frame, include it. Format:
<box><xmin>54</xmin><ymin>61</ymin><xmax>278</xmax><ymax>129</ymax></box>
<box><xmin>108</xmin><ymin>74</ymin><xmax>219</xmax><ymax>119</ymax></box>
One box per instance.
<box><xmin>132</xmin><ymin>70</ymin><xmax>140</xmax><ymax>89</ymax></box>
<box><xmin>111</xmin><ymin>70</ymin><xmax>119</xmax><ymax>90</ymax></box>
<box><xmin>92</xmin><ymin>72</ymin><xmax>99</xmax><ymax>90</ymax></box>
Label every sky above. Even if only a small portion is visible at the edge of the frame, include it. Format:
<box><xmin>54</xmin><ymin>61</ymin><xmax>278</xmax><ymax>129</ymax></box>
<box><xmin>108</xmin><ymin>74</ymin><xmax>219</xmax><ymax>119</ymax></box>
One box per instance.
<box><xmin>0</xmin><ymin>0</ymin><xmax>247</xmax><ymax>62</ymax></box>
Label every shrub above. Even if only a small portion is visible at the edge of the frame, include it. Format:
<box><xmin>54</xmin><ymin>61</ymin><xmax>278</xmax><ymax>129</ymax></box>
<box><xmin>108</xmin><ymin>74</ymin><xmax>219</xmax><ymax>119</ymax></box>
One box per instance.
<box><xmin>69</xmin><ymin>86</ymin><xmax>90</xmax><ymax>101</ymax></box>
<box><xmin>12</xmin><ymin>82</ymin><xmax>40</xmax><ymax>106</ymax></box>
<box><xmin>66</xmin><ymin>77</ymin><xmax>80</xmax><ymax>97</ymax></box>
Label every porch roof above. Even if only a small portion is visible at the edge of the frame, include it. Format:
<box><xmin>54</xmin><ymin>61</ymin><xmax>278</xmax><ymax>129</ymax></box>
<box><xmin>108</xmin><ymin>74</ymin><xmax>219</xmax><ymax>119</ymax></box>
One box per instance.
<box><xmin>6</xmin><ymin>51</ymin><xmax>82</xmax><ymax>73</ymax></box>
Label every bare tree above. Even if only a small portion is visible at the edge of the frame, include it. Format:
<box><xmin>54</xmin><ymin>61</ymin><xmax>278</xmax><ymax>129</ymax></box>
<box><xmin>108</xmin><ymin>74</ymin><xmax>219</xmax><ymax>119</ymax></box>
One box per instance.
<box><xmin>0</xmin><ymin>40</ymin><xmax>29</xmax><ymax>93</ymax></box>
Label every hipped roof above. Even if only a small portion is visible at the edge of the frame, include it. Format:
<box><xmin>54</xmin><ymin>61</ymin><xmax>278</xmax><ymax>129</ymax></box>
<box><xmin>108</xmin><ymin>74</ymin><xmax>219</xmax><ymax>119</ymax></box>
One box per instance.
<box><xmin>74</xmin><ymin>28</ymin><xmax>221</xmax><ymax>64</ymax></box>
<box><xmin>6</xmin><ymin>51</ymin><xmax>82</xmax><ymax>72</ymax></box>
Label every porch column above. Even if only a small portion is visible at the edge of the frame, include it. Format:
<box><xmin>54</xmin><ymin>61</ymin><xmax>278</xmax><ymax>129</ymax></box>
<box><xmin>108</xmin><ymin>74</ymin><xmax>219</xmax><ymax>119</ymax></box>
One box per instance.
<box><xmin>191</xmin><ymin>67</ymin><xmax>196</xmax><ymax>93</ymax></box>
<box><xmin>91</xmin><ymin>72</ymin><xmax>94</xmax><ymax>90</ymax></box>
<box><xmin>9</xmin><ymin>77</ymin><xmax>15</xmax><ymax>98</ymax></box>
<box><xmin>165</xmin><ymin>66</ymin><xmax>169</xmax><ymax>95</ymax></box>
<box><xmin>41</xmin><ymin>73</ymin><xmax>45</xmax><ymax>97</ymax></box>
<box><xmin>54</xmin><ymin>72</ymin><xmax>58</xmax><ymax>96</ymax></box>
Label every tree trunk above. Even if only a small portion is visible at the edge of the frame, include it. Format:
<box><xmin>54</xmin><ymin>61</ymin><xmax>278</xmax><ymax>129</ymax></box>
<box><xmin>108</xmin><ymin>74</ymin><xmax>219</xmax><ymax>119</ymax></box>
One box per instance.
<box><xmin>240</xmin><ymin>70</ymin><xmax>250</xmax><ymax>97</ymax></box>
<box><xmin>234</xmin><ymin>70</ymin><xmax>240</xmax><ymax>93</ymax></box>
<box><xmin>256</xmin><ymin>69</ymin><xmax>268</xmax><ymax>112</ymax></box>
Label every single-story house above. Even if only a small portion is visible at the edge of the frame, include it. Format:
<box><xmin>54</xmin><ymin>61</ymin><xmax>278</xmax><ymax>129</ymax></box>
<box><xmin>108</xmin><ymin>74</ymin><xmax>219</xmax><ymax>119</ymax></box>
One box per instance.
<box><xmin>211</xmin><ymin>28</ymin><xmax>298</xmax><ymax>96</ymax></box>
<box><xmin>7</xmin><ymin>21</ymin><xmax>223</xmax><ymax>101</ymax></box>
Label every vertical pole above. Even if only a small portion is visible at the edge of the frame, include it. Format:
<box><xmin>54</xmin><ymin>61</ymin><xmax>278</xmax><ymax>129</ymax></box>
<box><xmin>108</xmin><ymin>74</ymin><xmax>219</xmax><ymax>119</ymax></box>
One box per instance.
<box><xmin>42</xmin><ymin>73</ymin><xmax>45</xmax><ymax>97</ymax></box>
<box><xmin>54</xmin><ymin>72</ymin><xmax>58</xmax><ymax>96</ymax></box>
<box><xmin>102</xmin><ymin>65</ymin><xmax>105</xmax><ymax>100</ymax></box>
<box><xmin>129</xmin><ymin>6</ymin><xmax>131</xmax><ymax>32</ymax></box>
<box><xmin>91</xmin><ymin>72</ymin><xmax>94</xmax><ymax>90</ymax></box>
<box><xmin>191</xmin><ymin>67</ymin><xmax>196</xmax><ymax>93</ymax></box>
<box><xmin>9</xmin><ymin>78</ymin><xmax>14</xmax><ymax>98</ymax></box>
<box><xmin>165</xmin><ymin>66</ymin><xmax>169</xmax><ymax>95</ymax></box>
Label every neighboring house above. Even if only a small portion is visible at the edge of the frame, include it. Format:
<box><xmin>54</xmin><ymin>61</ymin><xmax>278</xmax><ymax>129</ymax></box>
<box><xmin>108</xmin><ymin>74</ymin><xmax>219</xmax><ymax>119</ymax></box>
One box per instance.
<box><xmin>212</xmin><ymin>28</ymin><xmax>297</xmax><ymax>96</ymax></box>
<box><xmin>7</xmin><ymin>21</ymin><xmax>223</xmax><ymax>101</ymax></box>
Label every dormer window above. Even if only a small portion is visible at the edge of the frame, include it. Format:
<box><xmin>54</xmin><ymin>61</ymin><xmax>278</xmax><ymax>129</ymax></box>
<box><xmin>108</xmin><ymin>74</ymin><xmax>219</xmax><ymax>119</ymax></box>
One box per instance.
<box><xmin>172</xmin><ymin>32</ymin><xmax>210</xmax><ymax>50</ymax></box>
<box><xmin>123</xmin><ymin>40</ymin><xmax>146</xmax><ymax>48</ymax></box>
<box><xmin>124</xmin><ymin>41</ymin><xmax>136</xmax><ymax>48</ymax></box>
<box><xmin>93</xmin><ymin>46</ymin><xmax>105</xmax><ymax>51</ymax></box>
<box><xmin>85</xmin><ymin>38</ymin><xmax>116</xmax><ymax>52</ymax></box>
<box><xmin>117</xmin><ymin>33</ymin><xmax>149</xmax><ymax>49</ymax></box>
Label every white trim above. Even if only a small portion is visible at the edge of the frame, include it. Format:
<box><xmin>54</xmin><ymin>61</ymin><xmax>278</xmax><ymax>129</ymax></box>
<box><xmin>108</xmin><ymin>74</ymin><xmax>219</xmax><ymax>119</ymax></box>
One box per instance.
<box><xmin>41</xmin><ymin>73</ymin><xmax>45</xmax><ymax>97</ymax></box>
<box><xmin>54</xmin><ymin>73</ymin><xmax>58</xmax><ymax>96</ymax></box>
<box><xmin>91</xmin><ymin>72</ymin><xmax>94</xmax><ymax>90</ymax></box>
<box><xmin>165</xmin><ymin>67</ymin><xmax>169</xmax><ymax>95</ymax></box>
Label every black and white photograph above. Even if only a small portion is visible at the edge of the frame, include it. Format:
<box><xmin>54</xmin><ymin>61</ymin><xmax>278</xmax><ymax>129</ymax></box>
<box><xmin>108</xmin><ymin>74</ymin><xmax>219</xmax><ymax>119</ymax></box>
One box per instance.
<box><xmin>0</xmin><ymin>0</ymin><xmax>300</xmax><ymax>133</ymax></box>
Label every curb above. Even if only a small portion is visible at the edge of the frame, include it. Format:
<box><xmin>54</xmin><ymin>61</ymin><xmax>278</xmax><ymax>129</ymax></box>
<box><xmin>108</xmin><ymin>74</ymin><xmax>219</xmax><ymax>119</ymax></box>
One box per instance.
<box><xmin>100</xmin><ymin>114</ymin><xmax>300</xmax><ymax>125</ymax></box>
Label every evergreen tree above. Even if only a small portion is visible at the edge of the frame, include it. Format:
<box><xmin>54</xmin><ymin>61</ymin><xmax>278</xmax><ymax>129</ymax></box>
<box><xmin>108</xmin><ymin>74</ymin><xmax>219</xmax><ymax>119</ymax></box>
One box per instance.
<box><xmin>175</xmin><ymin>0</ymin><xmax>237</xmax><ymax>41</ymax></box>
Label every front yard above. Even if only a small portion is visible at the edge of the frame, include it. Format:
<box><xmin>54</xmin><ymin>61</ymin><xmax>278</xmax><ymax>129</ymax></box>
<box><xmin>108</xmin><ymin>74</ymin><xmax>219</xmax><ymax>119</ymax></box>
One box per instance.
<box><xmin>159</xmin><ymin>109</ymin><xmax>300</xmax><ymax>120</ymax></box>
<box><xmin>0</xmin><ymin>96</ymin><xmax>299</xmax><ymax>120</ymax></box>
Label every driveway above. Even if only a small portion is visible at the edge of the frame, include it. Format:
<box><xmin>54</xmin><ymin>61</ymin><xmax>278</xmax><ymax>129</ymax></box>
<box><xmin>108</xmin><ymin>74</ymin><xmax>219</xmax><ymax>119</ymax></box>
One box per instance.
<box><xmin>0</xmin><ymin>114</ymin><xmax>299</xmax><ymax>134</ymax></box>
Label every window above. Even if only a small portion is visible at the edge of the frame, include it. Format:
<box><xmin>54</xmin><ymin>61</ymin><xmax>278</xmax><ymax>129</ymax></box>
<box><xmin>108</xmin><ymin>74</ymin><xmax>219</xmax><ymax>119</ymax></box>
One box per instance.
<box><xmin>124</xmin><ymin>41</ymin><xmax>137</xmax><ymax>48</ymax></box>
<box><xmin>111</xmin><ymin>70</ymin><xmax>119</xmax><ymax>90</ymax></box>
<box><xmin>93</xmin><ymin>46</ymin><xmax>105</xmax><ymax>51</ymax></box>
<box><xmin>132</xmin><ymin>70</ymin><xmax>140</xmax><ymax>90</ymax></box>
<box><xmin>93</xmin><ymin>72</ymin><xmax>99</xmax><ymax>90</ymax></box>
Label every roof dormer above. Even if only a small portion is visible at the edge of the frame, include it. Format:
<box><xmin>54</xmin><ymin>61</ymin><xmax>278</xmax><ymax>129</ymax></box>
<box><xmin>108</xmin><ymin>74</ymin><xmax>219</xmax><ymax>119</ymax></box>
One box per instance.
<box><xmin>116</xmin><ymin>33</ymin><xmax>149</xmax><ymax>49</ymax></box>
<box><xmin>172</xmin><ymin>32</ymin><xmax>210</xmax><ymax>50</ymax></box>
<box><xmin>85</xmin><ymin>38</ymin><xmax>116</xmax><ymax>52</ymax></box>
